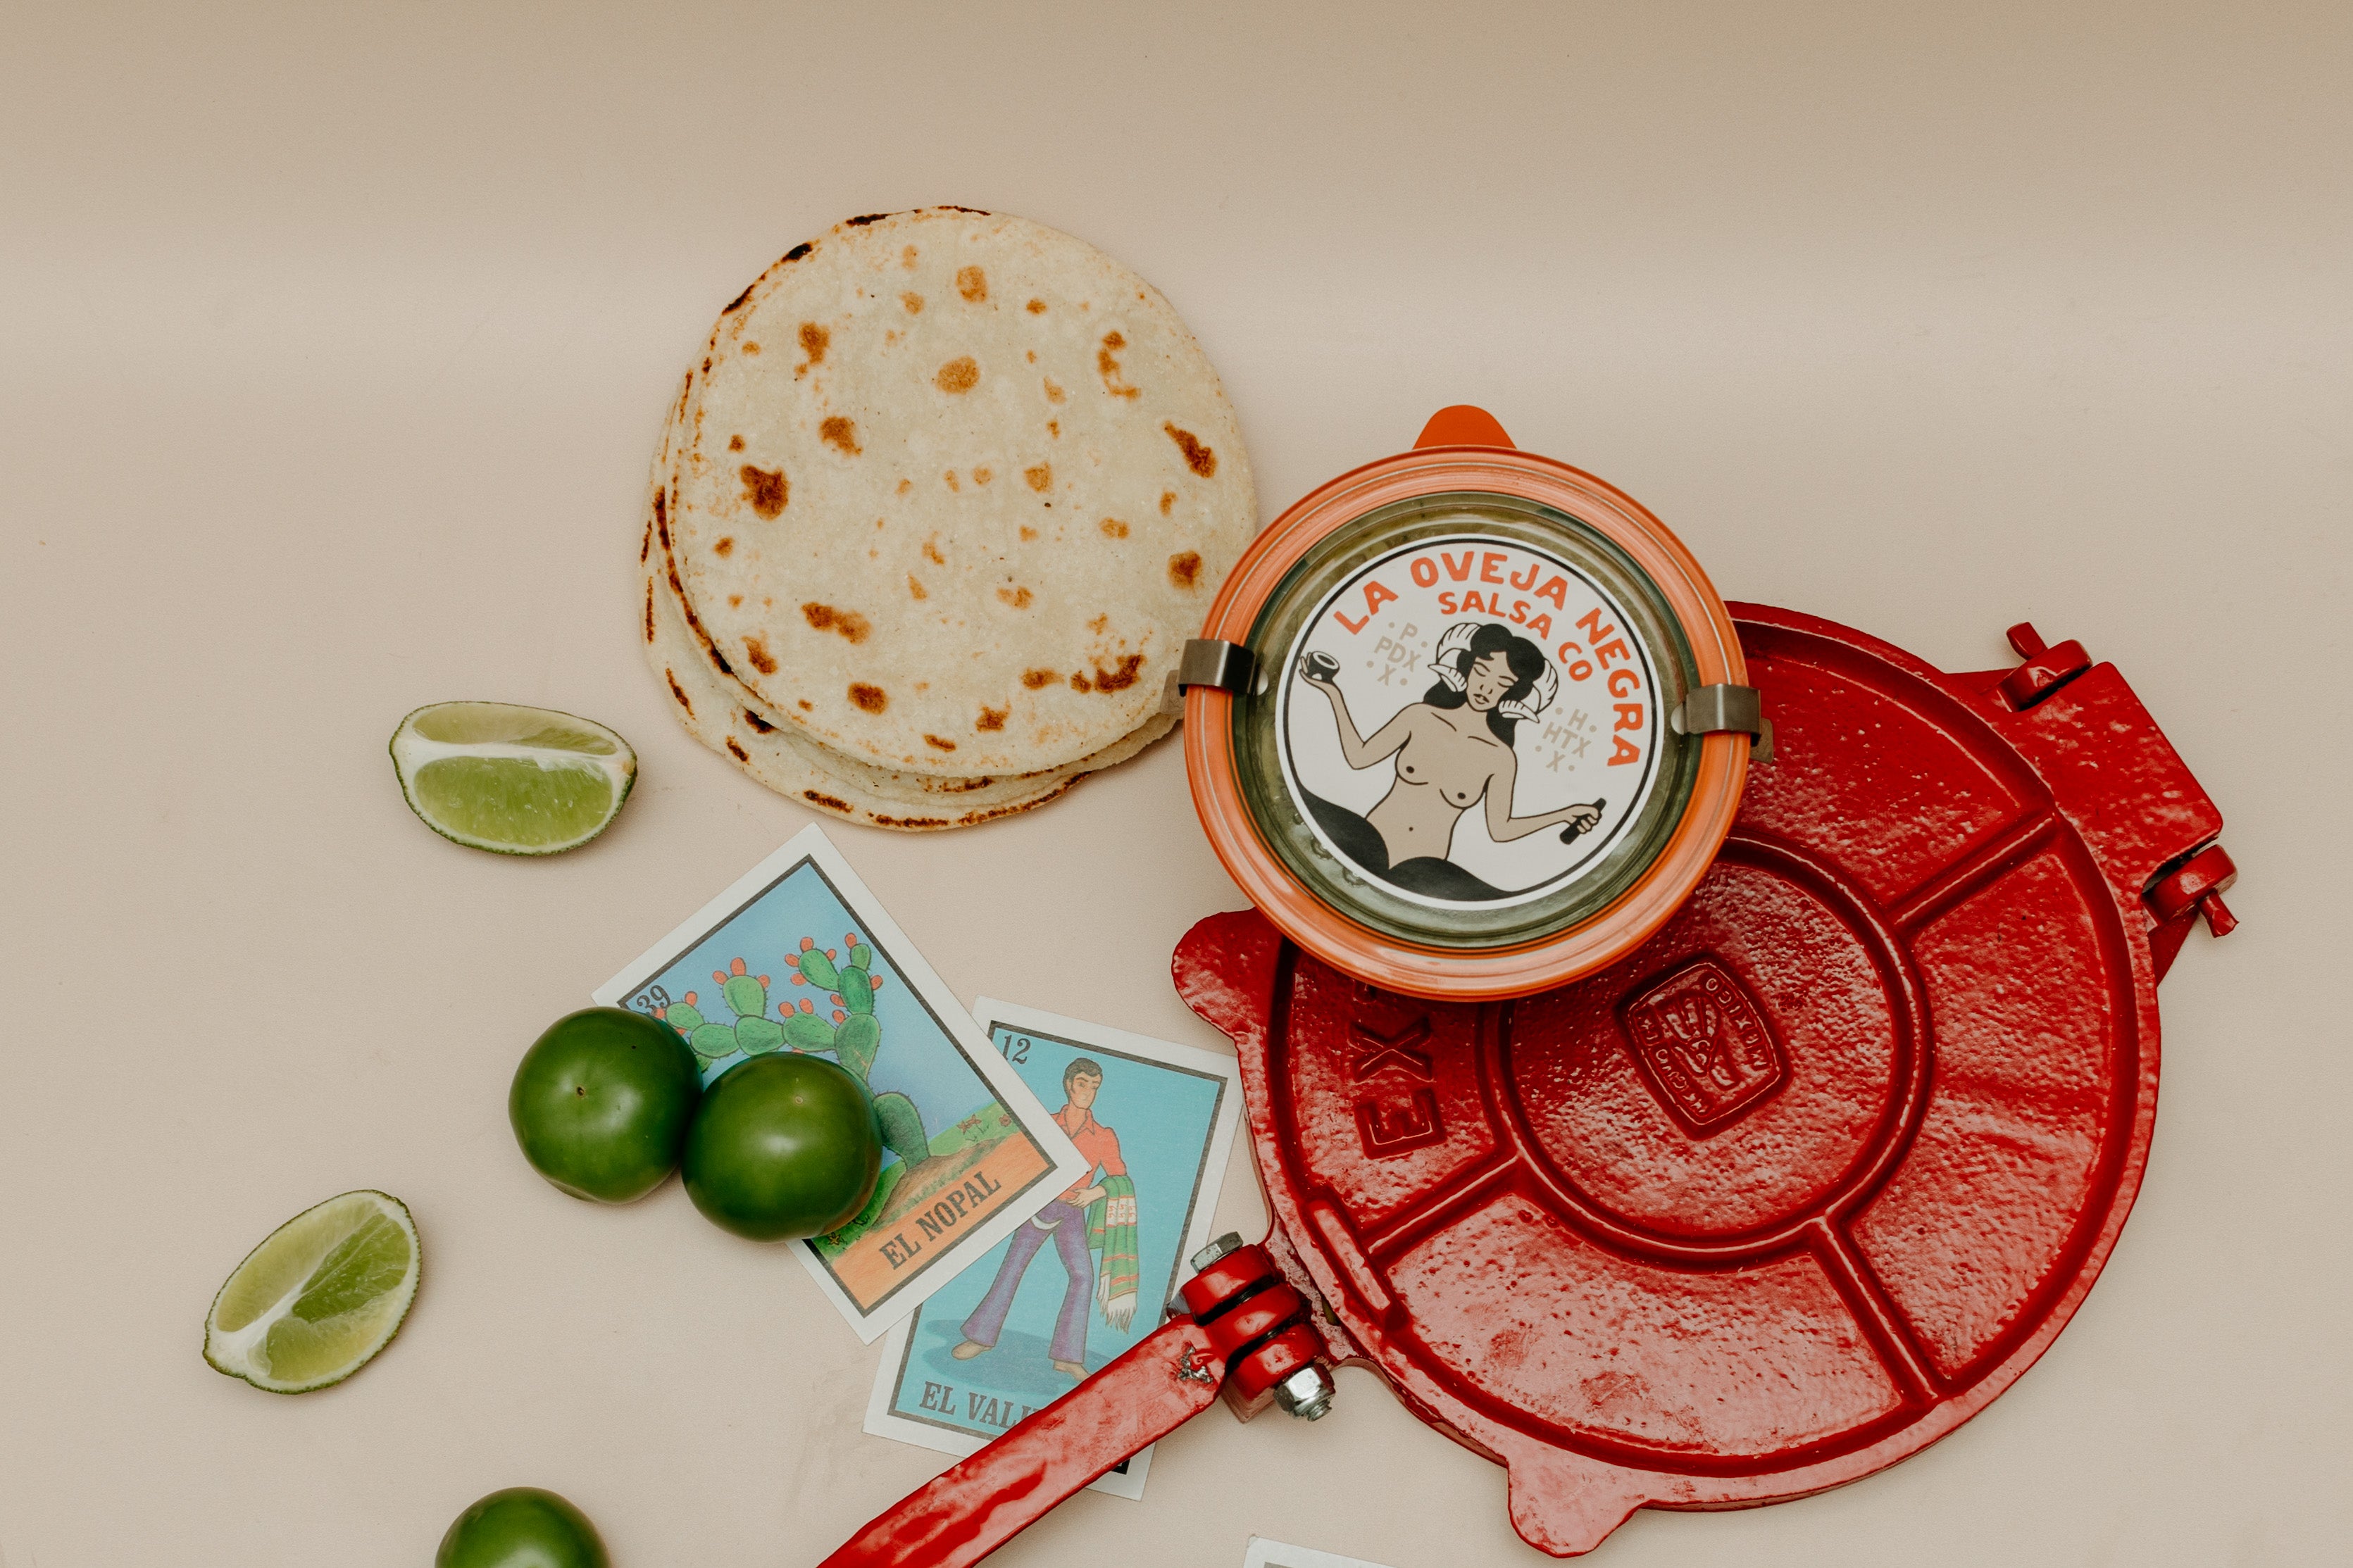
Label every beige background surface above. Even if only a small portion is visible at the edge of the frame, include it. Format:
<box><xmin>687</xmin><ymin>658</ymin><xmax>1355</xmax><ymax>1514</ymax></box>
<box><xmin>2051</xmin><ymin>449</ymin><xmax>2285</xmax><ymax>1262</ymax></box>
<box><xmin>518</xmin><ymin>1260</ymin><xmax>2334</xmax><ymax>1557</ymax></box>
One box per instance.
<box><xmin>3</xmin><ymin>4</ymin><xmax>2347</xmax><ymax>1564</ymax></box>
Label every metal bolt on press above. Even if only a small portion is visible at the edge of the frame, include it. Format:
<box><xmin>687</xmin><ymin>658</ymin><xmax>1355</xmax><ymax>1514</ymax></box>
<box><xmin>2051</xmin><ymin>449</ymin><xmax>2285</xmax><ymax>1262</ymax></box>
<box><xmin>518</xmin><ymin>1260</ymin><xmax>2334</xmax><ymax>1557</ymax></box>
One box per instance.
<box><xmin>1272</xmin><ymin>1364</ymin><xmax>1335</xmax><ymax>1421</ymax></box>
<box><xmin>1180</xmin><ymin>1233</ymin><xmax>1337</xmax><ymax>1423</ymax></box>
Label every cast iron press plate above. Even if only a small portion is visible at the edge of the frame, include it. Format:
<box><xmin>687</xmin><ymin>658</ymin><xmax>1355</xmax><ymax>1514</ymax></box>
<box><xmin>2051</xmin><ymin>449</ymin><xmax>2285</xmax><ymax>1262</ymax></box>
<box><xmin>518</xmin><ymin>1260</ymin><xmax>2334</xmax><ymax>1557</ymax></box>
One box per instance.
<box><xmin>1174</xmin><ymin>602</ymin><xmax>2229</xmax><ymax>1555</ymax></box>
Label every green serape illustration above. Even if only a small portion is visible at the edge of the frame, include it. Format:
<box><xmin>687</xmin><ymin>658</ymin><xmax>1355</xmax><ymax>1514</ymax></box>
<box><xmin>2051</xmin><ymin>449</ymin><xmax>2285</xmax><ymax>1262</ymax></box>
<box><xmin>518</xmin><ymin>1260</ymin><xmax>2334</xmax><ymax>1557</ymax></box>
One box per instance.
<box><xmin>1085</xmin><ymin>1173</ymin><xmax>1140</xmax><ymax>1331</ymax></box>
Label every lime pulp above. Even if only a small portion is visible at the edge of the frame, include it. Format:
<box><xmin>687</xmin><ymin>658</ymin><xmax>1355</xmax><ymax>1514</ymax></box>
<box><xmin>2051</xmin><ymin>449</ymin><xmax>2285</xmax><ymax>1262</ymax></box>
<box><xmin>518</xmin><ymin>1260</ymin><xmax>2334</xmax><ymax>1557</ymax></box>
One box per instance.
<box><xmin>390</xmin><ymin>702</ymin><xmax>636</xmax><ymax>855</ymax></box>
<box><xmin>204</xmin><ymin>1190</ymin><xmax>420</xmax><ymax>1393</ymax></box>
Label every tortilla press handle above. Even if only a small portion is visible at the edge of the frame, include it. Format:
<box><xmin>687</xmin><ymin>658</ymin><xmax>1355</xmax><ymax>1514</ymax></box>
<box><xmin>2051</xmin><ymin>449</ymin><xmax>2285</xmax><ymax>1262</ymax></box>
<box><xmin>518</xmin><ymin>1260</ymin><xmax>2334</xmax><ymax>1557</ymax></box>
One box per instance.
<box><xmin>816</xmin><ymin>1237</ymin><xmax>1333</xmax><ymax>1568</ymax></box>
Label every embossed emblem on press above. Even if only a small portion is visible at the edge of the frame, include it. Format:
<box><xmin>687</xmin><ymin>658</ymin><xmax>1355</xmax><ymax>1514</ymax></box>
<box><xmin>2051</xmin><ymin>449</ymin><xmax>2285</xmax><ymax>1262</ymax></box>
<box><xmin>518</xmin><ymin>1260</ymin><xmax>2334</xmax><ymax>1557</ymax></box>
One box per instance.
<box><xmin>1349</xmin><ymin>1014</ymin><xmax>1446</xmax><ymax>1158</ymax></box>
<box><xmin>1621</xmin><ymin>960</ymin><xmax>1783</xmax><ymax>1135</ymax></box>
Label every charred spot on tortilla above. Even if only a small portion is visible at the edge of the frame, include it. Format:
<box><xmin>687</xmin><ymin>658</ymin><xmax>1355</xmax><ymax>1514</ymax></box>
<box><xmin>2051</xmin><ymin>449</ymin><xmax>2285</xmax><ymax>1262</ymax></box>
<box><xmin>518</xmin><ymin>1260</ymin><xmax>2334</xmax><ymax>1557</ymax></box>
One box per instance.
<box><xmin>1019</xmin><ymin>526</ymin><xmax>1038</xmax><ymax>541</ymax></box>
<box><xmin>664</xmin><ymin>560</ymin><xmax>732</xmax><ymax>679</ymax></box>
<box><xmin>713</xmin><ymin>537</ymin><xmax>734</xmax><ymax>557</ymax></box>
<box><xmin>1164</xmin><ymin>422</ymin><xmax>1216</xmax><ymax>477</ymax></box>
<box><xmin>956</xmin><ymin>266</ymin><xmax>987</xmax><ymax>302</ymax></box>
<box><xmin>742</xmin><ymin>465</ymin><xmax>788</xmax><ymax>518</ymax></box>
<box><xmin>1069</xmin><ymin>671</ymin><xmax>1092</xmax><ymax>693</ymax></box>
<box><xmin>849</xmin><ymin>683</ymin><xmax>889</xmax><ymax>713</ymax></box>
<box><xmin>1090</xmin><ymin>653</ymin><xmax>1145</xmax><ymax>691</ymax></box>
<box><xmin>997</xmin><ymin>585</ymin><xmax>1034</xmax><ymax>609</ymax></box>
<box><xmin>639</xmin><ymin>525</ymin><xmax>651</xmax><ymax>564</ymax></box>
<box><xmin>977</xmin><ymin>705</ymin><xmax>1007</xmax><ymax>731</ymax></box>
<box><xmin>901</xmin><ymin>244</ymin><xmax>918</xmax><ymax>269</ymax></box>
<box><xmin>973</xmin><ymin>466</ymin><xmax>993</xmax><ymax>485</ymax></box>
<box><xmin>643</xmin><ymin>582</ymin><xmax>656</xmax><ymax>642</ymax></box>
<box><xmin>725</xmin><ymin>736</ymin><xmax>751</xmax><ymax>762</ymax></box>
<box><xmin>1097</xmin><ymin>332</ymin><xmax>1140</xmax><ymax>399</ymax></box>
<box><xmin>801</xmin><ymin>602</ymin><xmax>870</xmax><ymax>644</ymax></box>
<box><xmin>907</xmin><ymin>575</ymin><xmax>928</xmax><ymax>600</ymax></box>
<box><xmin>722</xmin><ymin>282</ymin><xmax>757</xmax><ymax>313</ymax></box>
<box><xmin>728</xmin><ymin>434</ymin><xmax>745</xmax><ymax>451</ymax></box>
<box><xmin>653</xmin><ymin>487</ymin><xmax>666</xmax><ymax>528</ymax></box>
<box><xmin>666</xmin><ymin>670</ymin><xmax>694</xmax><ymax>714</ymax></box>
<box><xmin>1159</xmin><ymin>489</ymin><xmax>1175</xmax><ymax>515</ymax></box>
<box><xmin>782</xmin><ymin>241</ymin><xmax>814</xmax><ymax>264</ymax></box>
<box><xmin>678</xmin><ymin>583</ymin><xmax>738</xmax><ymax>678</ymax></box>
<box><xmin>844</xmin><ymin>212</ymin><xmax>891</xmax><ymax>227</ymax></box>
<box><xmin>1042</xmin><ymin>377</ymin><xmax>1065</xmax><ymax>403</ymax></box>
<box><xmin>798</xmin><ymin>700</ymin><xmax>813</xmax><ymax>711</ymax></box>
<box><xmin>742</xmin><ymin>341</ymin><xmax>761</xmax><ymax>355</ymax></box>
<box><xmin>923</xmin><ymin>734</ymin><xmax>958</xmax><ymax>752</ymax></box>
<box><xmin>936</xmin><ymin>356</ymin><xmax>979</xmax><ymax>394</ymax></box>
<box><xmin>820</xmin><ymin>416</ymin><xmax>861</xmax><ymax>455</ymax></box>
<box><xmin>1024</xmin><ymin>464</ymin><xmax>1052</xmax><ymax>492</ymax></box>
<box><xmin>1168</xmin><ymin>551</ymin><xmax>1201</xmax><ymax>589</ymax></box>
<box><xmin>1100</xmin><ymin>518</ymin><xmax>1129</xmax><ymax>538</ymax></box>
<box><xmin>1022</xmin><ymin>668</ymin><xmax>1057</xmax><ymax>689</ymax></box>
<box><xmin>804</xmin><ymin>789</ymin><xmax>851</xmax><ymax>811</ymax></box>
<box><xmin>923</xmin><ymin>538</ymin><xmax>946</xmax><ymax>565</ymax></box>
<box><xmin>1047</xmin><ymin>420</ymin><xmax>1059</xmax><ymax>439</ymax></box>
<box><xmin>742</xmin><ymin>636</ymin><xmax>778</xmax><ymax>675</ymax></box>
<box><xmin>901</xmin><ymin>292</ymin><xmax>923</xmax><ymax>314</ymax></box>
<box><xmin>798</xmin><ymin>322</ymin><xmax>830</xmax><ymax>372</ymax></box>
<box><xmin>742</xmin><ymin>708</ymin><xmax>777</xmax><ymax>734</ymax></box>
<box><xmin>1026</xmin><ymin>298</ymin><xmax>1047</xmax><ymax>313</ymax></box>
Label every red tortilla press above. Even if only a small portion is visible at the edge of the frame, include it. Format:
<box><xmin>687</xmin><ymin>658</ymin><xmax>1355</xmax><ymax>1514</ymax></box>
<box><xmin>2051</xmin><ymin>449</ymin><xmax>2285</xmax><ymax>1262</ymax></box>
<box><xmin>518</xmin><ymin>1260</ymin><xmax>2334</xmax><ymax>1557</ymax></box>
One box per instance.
<box><xmin>820</xmin><ymin>415</ymin><xmax>2236</xmax><ymax>1562</ymax></box>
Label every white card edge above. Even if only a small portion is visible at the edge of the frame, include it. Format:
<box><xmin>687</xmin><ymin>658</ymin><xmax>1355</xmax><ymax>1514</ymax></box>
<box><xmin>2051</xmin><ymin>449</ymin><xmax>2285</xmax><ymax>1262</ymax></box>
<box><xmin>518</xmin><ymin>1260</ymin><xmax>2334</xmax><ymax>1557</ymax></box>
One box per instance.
<box><xmin>1243</xmin><ymin>1538</ymin><xmax>1400</xmax><ymax>1568</ymax></box>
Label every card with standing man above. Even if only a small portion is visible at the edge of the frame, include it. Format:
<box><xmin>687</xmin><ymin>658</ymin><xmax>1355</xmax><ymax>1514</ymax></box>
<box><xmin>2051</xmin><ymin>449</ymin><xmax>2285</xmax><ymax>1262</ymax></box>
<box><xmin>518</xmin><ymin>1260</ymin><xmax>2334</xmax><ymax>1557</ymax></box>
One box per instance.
<box><xmin>863</xmin><ymin>998</ymin><xmax>1244</xmax><ymax>1498</ymax></box>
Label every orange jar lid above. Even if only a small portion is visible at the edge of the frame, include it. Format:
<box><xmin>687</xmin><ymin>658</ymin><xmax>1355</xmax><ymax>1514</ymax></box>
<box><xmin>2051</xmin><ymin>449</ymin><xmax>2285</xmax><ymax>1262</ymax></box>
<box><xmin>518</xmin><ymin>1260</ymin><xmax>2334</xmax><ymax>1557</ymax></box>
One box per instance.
<box><xmin>1182</xmin><ymin>407</ymin><xmax>1753</xmax><ymax>1000</ymax></box>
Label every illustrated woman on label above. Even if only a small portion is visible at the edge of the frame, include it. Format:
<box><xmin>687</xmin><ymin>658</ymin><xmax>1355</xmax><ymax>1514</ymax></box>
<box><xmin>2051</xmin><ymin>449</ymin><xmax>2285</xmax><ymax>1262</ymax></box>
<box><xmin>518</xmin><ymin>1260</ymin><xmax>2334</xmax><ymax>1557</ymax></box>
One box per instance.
<box><xmin>1296</xmin><ymin>621</ymin><xmax>1603</xmax><ymax>901</ymax></box>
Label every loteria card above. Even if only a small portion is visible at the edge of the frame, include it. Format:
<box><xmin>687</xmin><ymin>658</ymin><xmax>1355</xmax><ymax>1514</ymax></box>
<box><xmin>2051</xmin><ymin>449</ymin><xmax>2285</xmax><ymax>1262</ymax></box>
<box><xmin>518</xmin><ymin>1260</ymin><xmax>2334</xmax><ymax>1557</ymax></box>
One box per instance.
<box><xmin>1243</xmin><ymin>1540</ymin><xmax>1399</xmax><ymax>1568</ymax></box>
<box><xmin>593</xmin><ymin>826</ymin><xmax>1087</xmax><ymax>1342</ymax></box>
<box><xmin>864</xmin><ymin>999</ymin><xmax>1244</xmax><ymax>1499</ymax></box>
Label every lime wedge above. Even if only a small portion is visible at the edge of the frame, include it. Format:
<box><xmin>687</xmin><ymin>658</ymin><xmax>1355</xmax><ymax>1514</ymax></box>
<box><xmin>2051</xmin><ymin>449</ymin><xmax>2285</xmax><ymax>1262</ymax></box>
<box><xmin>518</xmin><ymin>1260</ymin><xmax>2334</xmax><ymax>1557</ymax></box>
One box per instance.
<box><xmin>204</xmin><ymin>1190</ymin><xmax>420</xmax><ymax>1394</ymax></box>
<box><xmin>391</xmin><ymin>702</ymin><xmax>636</xmax><ymax>855</ymax></box>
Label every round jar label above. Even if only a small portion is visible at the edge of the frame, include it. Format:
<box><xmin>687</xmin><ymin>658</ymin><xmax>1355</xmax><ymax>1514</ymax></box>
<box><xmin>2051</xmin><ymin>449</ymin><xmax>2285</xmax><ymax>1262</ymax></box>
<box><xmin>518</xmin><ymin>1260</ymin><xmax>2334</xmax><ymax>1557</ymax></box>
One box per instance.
<box><xmin>1275</xmin><ymin>533</ymin><xmax>1667</xmax><ymax>909</ymax></box>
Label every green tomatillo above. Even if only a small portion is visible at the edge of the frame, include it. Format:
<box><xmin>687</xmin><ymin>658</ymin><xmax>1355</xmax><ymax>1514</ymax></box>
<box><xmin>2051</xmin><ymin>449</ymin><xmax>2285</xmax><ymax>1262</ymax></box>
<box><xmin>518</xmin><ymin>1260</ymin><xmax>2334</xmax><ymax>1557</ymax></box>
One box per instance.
<box><xmin>509</xmin><ymin>1007</ymin><xmax>702</xmax><ymax>1203</ymax></box>
<box><xmin>683</xmin><ymin>1053</ymin><xmax>882</xmax><ymax>1241</ymax></box>
<box><xmin>436</xmin><ymin>1486</ymin><xmax>608</xmax><ymax>1568</ymax></box>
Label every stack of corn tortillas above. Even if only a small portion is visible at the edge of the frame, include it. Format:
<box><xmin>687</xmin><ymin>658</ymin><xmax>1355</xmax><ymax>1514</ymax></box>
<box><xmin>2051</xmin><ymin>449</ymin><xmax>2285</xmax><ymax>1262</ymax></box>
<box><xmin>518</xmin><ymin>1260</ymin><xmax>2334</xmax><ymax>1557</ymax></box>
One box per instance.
<box><xmin>640</xmin><ymin>207</ymin><xmax>1256</xmax><ymax>829</ymax></box>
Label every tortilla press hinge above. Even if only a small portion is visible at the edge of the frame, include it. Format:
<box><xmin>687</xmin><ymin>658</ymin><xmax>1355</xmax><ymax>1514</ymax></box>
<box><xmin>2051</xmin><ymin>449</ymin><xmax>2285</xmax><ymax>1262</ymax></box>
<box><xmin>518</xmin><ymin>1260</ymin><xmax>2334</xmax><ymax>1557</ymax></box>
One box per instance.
<box><xmin>1997</xmin><ymin>622</ymin><xmax>2093</xmax><ymax>710</ymax></box>
<box><xmin>1178</xmin><ymin>637</ymin><xmax>1261</xmax><ymax>697</ymax></box>
<box><xmin>2145</xmin><ymin>842</ymin><xmax>2240</xmax><ymax>982</ymax></box>
<box><xmin>1180</xmin><ymin>1232</ymin><xmax>1337</xmax><ymax>1422</ymax></box>
<box><xmin>1671</xmin><ymin>683</ymin><xmax>1774</xmax><ymax>762</ymax></box>
<box><xmin>1976</xmin><ymin>620</ymin><xmax>2230</xmax><ymax>982</ymax></box>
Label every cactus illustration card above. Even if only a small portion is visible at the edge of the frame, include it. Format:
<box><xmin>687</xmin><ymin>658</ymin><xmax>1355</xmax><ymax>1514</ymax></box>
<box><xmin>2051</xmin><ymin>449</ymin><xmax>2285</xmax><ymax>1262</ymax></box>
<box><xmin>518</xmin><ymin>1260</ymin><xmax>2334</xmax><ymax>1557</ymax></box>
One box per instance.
<box><xmin>592</xmin><ymin>826</ymin><xmax>1088</xmax><ymax>1342</ymax></box>
<box><xmin>863</xmin><ymin>998</ymin><xmax>1243</xmax><ymax>1498</ymax></box>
